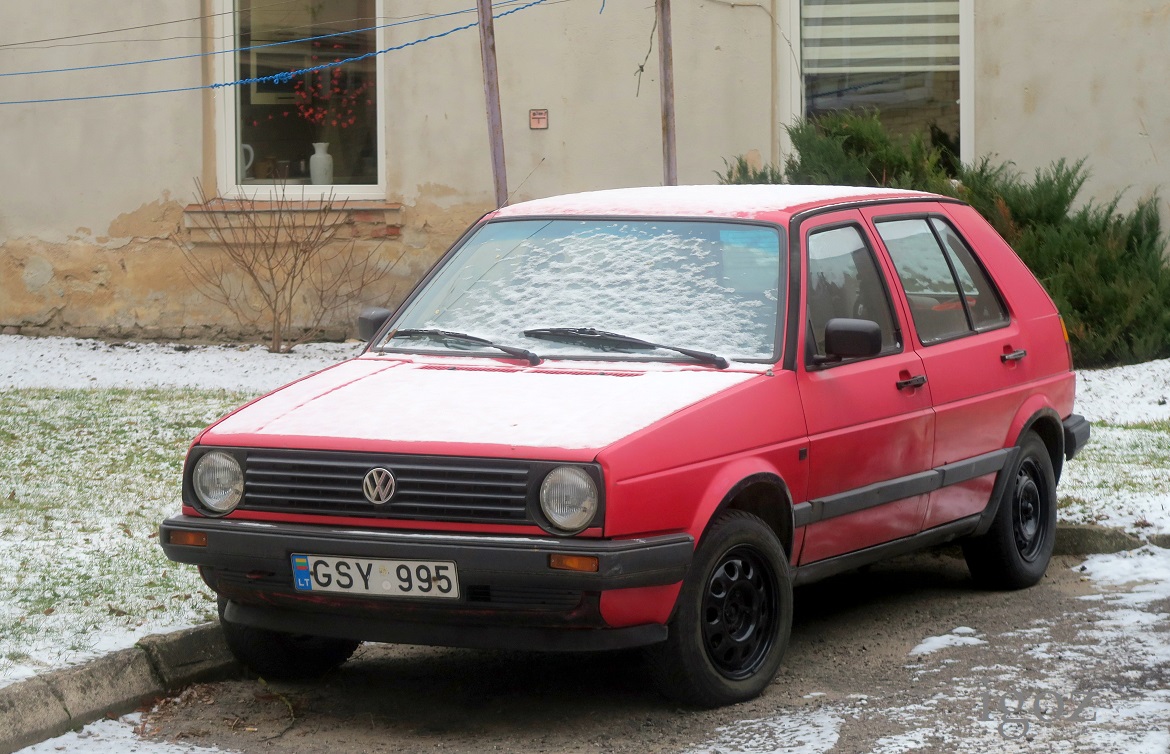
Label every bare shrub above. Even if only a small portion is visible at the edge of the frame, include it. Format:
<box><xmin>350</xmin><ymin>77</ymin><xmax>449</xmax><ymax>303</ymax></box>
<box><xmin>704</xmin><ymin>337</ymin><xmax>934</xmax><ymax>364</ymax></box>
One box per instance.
<box><xmin>176</xmin><ymin>180</ymin><xmax>401</xmax><ymax>353</ymax></box>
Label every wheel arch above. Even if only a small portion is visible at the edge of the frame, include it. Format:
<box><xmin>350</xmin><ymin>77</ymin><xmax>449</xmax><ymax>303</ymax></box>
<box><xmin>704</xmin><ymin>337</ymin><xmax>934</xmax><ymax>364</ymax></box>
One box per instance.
<box><xmin>1009</xmin><ymin>404</ymin><xmax>1065</xmax><ymax>483</ymax></box>
<box><xmin>690</xmin><ymin>470</ymin><xmax>795</xmax><ymax>559</ymax></box>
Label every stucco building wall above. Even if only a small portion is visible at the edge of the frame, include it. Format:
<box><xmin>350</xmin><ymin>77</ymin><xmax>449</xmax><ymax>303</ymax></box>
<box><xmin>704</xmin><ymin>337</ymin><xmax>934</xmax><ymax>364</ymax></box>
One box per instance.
<box><xmin>972</xmin><ymin>1</ymin><xmax>1170</xmax><ymax>210</ymax></box>
<box><xmin>1</xmin><ymin>1</ymin><xmax>1167</xmax><ymax>341</ymax></box>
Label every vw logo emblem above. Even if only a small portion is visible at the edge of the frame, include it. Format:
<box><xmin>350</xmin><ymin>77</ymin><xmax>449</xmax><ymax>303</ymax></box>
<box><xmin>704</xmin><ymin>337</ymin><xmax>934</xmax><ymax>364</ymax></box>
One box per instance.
<box><xmin>362</xmin><ymin>467</ymin><xmax>396</xmax><ymax>505</ymax></box>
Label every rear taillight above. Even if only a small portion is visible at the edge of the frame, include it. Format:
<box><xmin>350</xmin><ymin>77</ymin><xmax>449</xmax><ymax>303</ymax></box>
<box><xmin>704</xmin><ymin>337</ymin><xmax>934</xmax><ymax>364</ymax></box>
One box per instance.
<box><xmin>1059</xmin><ymin>315</ymin><xmax>1073</xmax><ymax>367</ymax></box>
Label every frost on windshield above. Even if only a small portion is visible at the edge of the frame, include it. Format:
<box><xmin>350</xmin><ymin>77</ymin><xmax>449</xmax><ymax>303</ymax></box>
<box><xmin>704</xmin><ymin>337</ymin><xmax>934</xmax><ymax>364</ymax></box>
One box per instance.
<box><xmin>392</xmin><ymin>220</ymin><xmax>784</xmax><ymax>361</ymax></box>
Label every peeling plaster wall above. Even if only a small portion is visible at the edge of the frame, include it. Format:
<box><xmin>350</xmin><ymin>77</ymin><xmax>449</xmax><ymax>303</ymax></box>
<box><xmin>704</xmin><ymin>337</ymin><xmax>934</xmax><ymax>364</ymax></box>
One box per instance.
<box><xmin>7</xmin><ymin>1</ymin><xmax>1169</xmax><ymax>340</ymax></box>
<box><xmin>973</xmin><ymin>1</ymin><xmax>1170</xmax><ymax>211</ymax></box>
<box><xmin>0</xmin><ymin>3</ymin><xmax>207</xmax><ymax>337</ymax></box>
<box><xmin>0</xmin><ymin>0</ymin><xmax>775</xmax><ymax>340</ymax></box>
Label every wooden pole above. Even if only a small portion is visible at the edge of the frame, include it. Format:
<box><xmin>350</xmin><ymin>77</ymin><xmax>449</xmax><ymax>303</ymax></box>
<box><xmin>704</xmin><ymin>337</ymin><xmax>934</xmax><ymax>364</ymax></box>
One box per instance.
<box><xmin>476</xmin><ymin>0</ymin><xmax>509</xmax><ymax>207</ymax></box>
<box><xmin>657</xmin><ymin>0</ymin><xmax>678</xmax><ymax>186</ymax></box>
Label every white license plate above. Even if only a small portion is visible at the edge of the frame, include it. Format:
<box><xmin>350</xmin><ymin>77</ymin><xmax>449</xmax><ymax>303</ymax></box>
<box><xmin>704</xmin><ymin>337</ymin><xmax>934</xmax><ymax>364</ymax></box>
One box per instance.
<box><xmin>291</xmin><ymin>554</ymin><xmax>459</xmax><ymax>599</ymax></box>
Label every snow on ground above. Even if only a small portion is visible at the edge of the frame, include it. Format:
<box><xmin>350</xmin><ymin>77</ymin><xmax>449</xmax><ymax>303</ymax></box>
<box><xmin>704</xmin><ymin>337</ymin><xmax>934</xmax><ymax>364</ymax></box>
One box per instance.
<box><xmin>0</xmin><ymin>335</ymin><xmax>359</xmax><ymax>392</ymax></box>
<box><xmin>0</xmin><ymin>336</ymin><xmax>361</xmax><ymax>689</ymax></box>
<box><xmin>909</xmin><ymin>626</ymin><xmax>987</xmax><ymax>656</ymax></box>
<box><xmin>16</xmin><ymin>713</ymin><xmax>227</xmax><ymax>754</ymax></box>
<box><xmin>1076</xmin><ymin>359</ymin><xmax>1170</xmax><ymax>425</ymax></box>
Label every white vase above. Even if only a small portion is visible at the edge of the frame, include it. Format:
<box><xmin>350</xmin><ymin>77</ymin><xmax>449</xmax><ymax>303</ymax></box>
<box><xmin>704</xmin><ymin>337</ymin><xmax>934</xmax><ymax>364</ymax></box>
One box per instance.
<box><xmin>309</xmin><ymin>142</ymin><xmax>333</xmax><ymax>185</ymax></box>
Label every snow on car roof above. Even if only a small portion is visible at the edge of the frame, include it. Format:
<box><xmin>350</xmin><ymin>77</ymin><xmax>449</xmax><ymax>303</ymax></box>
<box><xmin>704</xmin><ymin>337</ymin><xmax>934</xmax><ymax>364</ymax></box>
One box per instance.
<box><xmin>495</xmin><ymin>184</ymin><xmax>933</xmax><ymax>219</ymax></box>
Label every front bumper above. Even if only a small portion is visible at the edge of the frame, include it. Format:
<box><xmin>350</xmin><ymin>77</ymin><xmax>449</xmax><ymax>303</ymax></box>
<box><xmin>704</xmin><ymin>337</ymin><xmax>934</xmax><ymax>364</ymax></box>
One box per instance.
<box><xmin>160</xmin><ymin>515</ymin><xmax>693</xmax><ymax>651</ymax></box>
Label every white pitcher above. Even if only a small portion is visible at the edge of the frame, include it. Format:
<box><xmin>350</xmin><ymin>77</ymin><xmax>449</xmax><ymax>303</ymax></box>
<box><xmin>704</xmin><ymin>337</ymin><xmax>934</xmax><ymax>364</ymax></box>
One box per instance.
<box><xmin>240</xmin><ymin>143</ymin><xmax>255</xmax><ymax>178</ymax></box>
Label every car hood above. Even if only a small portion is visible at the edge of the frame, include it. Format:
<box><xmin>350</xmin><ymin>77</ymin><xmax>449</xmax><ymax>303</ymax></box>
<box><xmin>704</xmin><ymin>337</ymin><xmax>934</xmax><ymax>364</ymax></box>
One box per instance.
<box><xmin>201</xmin><ymin>356</ymin><xmax>761</xmax><ymax>459</ymax></box>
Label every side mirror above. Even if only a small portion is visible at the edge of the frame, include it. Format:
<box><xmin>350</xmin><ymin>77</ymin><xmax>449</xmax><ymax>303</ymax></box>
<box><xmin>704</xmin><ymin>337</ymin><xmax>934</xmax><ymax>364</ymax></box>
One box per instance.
<box><xmin>357</xmin><ymin>307</ymin><xmax>394</xmax><ymax>342</ymax></box>
<box><xmin>823</xmin><ymin>318</ymin><xmax>882</xmax><ymax>360</ymax></box>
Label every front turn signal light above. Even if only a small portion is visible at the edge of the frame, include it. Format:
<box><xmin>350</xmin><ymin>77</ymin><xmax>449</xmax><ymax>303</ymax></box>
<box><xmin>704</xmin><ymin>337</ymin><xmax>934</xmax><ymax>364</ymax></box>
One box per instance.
<box><xmin>549</xmin><ymin>554</ymin><xmax>599</xmax><ymax>573</ymax></box>
<box><xmin>168</xmin><ymin>530</ymin><xmax>207</xmax><ymax>547</ymax></box>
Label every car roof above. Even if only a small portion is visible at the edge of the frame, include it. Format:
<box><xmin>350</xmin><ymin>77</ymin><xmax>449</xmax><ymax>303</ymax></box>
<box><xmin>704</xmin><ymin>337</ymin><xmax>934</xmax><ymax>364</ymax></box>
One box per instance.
<box><xmin>494</xmin><ymin>184</ymin><xmax>937</xmax><ymax>221</ymax></box>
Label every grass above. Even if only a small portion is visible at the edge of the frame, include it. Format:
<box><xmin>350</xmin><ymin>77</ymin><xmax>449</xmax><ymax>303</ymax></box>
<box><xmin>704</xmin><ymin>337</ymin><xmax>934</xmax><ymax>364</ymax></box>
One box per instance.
<box><xmin>0</xmin><ymin>387</ymin><xmax>251</xmax><ymax>684</ymax></box>
<box><xmin>1057</xmin><ymin>424</ymin><xmax>1170</xmax><ymax>529</ymax></box>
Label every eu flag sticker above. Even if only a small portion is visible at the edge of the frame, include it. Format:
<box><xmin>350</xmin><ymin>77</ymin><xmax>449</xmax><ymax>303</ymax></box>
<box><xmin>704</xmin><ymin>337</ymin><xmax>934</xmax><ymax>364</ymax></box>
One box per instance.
<box><xmin>292</xmin><ymin>554</ymin><xmax>313</xmax><ymax>591</ymax></box>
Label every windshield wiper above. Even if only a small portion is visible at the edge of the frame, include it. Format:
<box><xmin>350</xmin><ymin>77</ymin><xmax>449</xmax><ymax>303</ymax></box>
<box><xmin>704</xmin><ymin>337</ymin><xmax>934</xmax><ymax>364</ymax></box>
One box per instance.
<box><xmin>387</xmin><ymin>329</ymin><xmax>541</xmax><ymax>365</ymax></box>
<box><xmin>523</xmin><ymin>327</ymin><xmax>729</xmax><ymax>369</ymax></box>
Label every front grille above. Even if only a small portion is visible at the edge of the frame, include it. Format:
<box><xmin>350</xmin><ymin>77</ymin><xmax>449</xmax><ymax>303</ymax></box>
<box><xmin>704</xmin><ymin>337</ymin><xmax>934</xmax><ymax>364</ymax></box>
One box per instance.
<box><xmin>242</xmin><ymin>450</ymin><xmax>532</xmax><ymax>524</ymax></box>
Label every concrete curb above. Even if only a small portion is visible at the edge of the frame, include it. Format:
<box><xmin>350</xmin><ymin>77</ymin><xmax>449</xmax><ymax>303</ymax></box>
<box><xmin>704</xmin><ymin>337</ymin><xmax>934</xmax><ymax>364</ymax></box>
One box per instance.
<box><xmin>0</xmin><ymin>622</ymin><xmax>237</xmax><ymax>754</ymax></box>
<box><xmin>0</xmin><ymin>525</ymin><xmax>1161</xmax><ymax>753</ymax></box>
<box><xmin>1054</xmin><ymin>522</ymin><xmax>1151</xmax><ymax>555</ymax></box>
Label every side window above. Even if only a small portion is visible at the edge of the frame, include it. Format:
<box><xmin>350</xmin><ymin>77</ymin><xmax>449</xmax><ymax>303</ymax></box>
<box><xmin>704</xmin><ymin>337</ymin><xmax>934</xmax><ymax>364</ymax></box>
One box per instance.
<box><xmin>930</xmin><ymin>219</ymin><xmax>1009</xmax><ymax>330</ymax></box>
<box><xmin>875</xmin><ymin>218</ymin><xmax>1008</xmax><ymax>345</ymax></box>
<box><xmin>806</xmin><ymin>225</ymin><xmax>899</xmax><ymax>360</ymax></box>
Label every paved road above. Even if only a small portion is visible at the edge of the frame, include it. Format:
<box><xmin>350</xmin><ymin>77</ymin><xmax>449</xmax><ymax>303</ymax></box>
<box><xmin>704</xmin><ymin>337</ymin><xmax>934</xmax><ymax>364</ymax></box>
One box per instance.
<box><xmin>130</xmin><ymin>550</ymin><xmax>1170</xmax><ymax>754</ymax></box>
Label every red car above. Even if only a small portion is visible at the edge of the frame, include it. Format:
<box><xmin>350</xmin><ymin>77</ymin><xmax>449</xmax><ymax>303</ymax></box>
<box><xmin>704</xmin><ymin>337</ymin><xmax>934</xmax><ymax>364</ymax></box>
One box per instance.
<box><xmin>161</xmin><ymin>185</ymin><xmax>1089</xmax><ymax>707</ymax></box>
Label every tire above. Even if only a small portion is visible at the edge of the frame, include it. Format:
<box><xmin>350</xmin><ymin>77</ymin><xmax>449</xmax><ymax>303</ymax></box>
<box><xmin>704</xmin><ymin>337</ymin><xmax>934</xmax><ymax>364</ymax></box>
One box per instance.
<box><xmin>962</xmin><ymin>431</ymin><xmax>1057</xmax><ymax>590</ymax></box>
<box><xmin>646</xmin><ymin>510</ymin><xmax>793</xmax><ymax>708</ymax></box>
<box><xmin>217</xmin><ymin>598</ymin><xmax>360</xmax><ymax>680</ymax></box>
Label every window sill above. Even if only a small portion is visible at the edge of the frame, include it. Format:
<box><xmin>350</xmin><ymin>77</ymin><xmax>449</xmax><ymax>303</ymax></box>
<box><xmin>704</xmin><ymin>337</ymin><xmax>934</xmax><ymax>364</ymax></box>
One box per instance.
<box><xmin>181</xmin><ymin>200</ymin><xmax>403</xmax><ymax>245</ymax></box>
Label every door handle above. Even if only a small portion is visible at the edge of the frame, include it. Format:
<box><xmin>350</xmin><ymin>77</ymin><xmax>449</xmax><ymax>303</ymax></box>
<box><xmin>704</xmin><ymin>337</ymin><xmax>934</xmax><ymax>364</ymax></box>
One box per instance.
<box><xmin>1001</xmin><ymin>349</ymin><xmax>1027</xmax><ymax>363</ymax></box>
<box><xmin>896</xmin><ymin>375</ymin><xmax>927</xmax><ymax>390</ymax></box>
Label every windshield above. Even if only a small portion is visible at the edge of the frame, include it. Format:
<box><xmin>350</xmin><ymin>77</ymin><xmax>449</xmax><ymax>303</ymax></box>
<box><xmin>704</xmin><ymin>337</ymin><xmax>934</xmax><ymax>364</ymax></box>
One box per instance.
<box><xmin>377</xmin><ymin>219</ymin><xmax>785</xmax><ymax>362</ymax></box>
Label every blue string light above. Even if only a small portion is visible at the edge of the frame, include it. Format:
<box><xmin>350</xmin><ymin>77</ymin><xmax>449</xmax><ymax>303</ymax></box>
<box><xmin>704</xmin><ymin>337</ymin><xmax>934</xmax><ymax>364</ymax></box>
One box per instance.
<box><xmin>0</xmin><ymin>1</ymin><xmax>532</xmax><ymax>79</ymax></box>
<box><xmin>0</xmin><ymin>0</ymin><xmax>552</xmax><ymax>106</ymax></box>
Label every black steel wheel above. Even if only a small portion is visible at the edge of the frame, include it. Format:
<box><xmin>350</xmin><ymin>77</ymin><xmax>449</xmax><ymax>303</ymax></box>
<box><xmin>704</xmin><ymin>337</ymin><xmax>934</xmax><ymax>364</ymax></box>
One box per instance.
<box><xmin>963</xmin><ymin>431</ymin><xmax>1057</xmax><ymax>590</ymax></box>
<box><xmin>1012</xmin><ymin>456</ymin><xmax>1047</xmax><ymax>562</ymax></box>
<box><xmin>646</xmin><ymin>510</ymin><xmax>792</xmax><ymax>708</ymax></box>
<box><xmin>701</xmin><ymin>544</ymin><xmax>779</xmax><ymax>680</ymax></box>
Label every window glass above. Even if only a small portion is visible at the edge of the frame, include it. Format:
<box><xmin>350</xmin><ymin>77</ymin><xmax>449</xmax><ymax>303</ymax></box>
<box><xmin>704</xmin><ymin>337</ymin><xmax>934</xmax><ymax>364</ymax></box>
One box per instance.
<box><xmin>875</xmin><ymin>216</ymin><xmax>1001</xmax><ymax>344</ymax></box>
<box><xmin>386</xmin><ymin>220</ymin><xmax>784</xmax><ymax>361</ymax></box>
<box><xmin>930</xmin><ymin>218</ymin><xmax>1009</xmax><ymax>329</ymax></box>
<box><xmin>801</xmin><ymin>0</ymin><xmax>960</xmax><ymax>150</ymax></box>
<box><xmin>806</xmin><ymin>225</ymin><xmax>898</xmax><ymax>359</ymax></box>
<box><xmin>236</xmin><ymin>0</ymin><xmax>377</xmax><ymax>186</ymax></box>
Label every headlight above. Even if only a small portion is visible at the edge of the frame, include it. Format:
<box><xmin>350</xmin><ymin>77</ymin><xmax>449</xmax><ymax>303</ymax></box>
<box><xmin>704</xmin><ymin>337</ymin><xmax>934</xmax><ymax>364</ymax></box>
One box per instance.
<box><xmin>539</xmin><ymin>466</ymin><xmax>598</xmax><ymax>533</ymax></box>
<box><xmin>192</xmin><ymin>451</ymin><xmax>244</xmax><ymax>515</ymax></box>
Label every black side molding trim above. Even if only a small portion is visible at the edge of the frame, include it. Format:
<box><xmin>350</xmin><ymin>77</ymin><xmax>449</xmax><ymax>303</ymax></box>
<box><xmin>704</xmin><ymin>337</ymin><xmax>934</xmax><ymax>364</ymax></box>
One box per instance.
<box><xmin>797</xmin><ymin>448</ymin><xmax>1014</xmax><ymax>527</ymax></box>
<box><xmin>938</xmin><ymin>448</ymin><xmax>1014</xmax><ymax>487</ymax></box>
<box><xmin>793</xmin><ymin>514</ymin><xmax>982</xmax><ymax>586</ymax></box>
<box><xmin>816</xmin><ymin>470</ymin><xmax>941</xmax><ymax>522</ymax></box>
<box><xmin>1062</xmin><ymin>414</ymin><xmax>1091</xmax><ymax>461</ymax></box>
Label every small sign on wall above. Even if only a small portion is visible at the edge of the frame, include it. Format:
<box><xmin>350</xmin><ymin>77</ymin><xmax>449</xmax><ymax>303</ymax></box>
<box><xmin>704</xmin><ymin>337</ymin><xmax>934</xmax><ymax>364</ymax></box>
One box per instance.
<box><xmin>529</xmin><ymin>109</ymin><xmax>549</xmax><ymax>129</ymax></box>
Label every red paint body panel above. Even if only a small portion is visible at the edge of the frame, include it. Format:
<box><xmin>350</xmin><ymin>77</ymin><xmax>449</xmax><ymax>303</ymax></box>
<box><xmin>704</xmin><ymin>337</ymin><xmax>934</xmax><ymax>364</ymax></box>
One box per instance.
<box><xmin>599</xmin><ymin>371</ymin><xmax>808</xmax><ymax>541</ymax></box>
<box><xmin>599</xmin><ymin>583</ymin><xmax>683</xmax><ymax>627</ymax></box>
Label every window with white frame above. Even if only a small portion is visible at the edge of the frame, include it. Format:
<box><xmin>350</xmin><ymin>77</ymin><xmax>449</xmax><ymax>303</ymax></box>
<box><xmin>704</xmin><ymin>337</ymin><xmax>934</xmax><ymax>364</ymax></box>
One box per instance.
<box><xmin>801</xmin><ymin>0</ymin><xmax>960</xmax><ymax>153</ymax></box>
<box><xmin>233</xmin><ymin>0</ymin><xmax>379</xmax><ymax>187</ymax></box>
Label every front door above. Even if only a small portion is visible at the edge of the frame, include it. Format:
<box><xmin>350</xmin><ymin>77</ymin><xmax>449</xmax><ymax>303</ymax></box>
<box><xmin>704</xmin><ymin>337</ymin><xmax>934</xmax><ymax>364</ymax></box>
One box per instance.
<box><xmin>795</xmin><ymin>211</ymin><xmax>935</xmax><ymax>563</ymax></box>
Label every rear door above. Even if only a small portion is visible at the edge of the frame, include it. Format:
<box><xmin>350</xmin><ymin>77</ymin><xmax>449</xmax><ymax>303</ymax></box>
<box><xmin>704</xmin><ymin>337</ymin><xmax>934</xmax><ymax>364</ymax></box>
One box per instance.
<box><xmin>863</xmin><ymin>204</ymin><xmax>1033</xmax><ymax>529</ymax></box>
<box><xmin>795</xmin><ymin>210</ymin><xmax>935</xmax><ymax>563</ymax></box>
